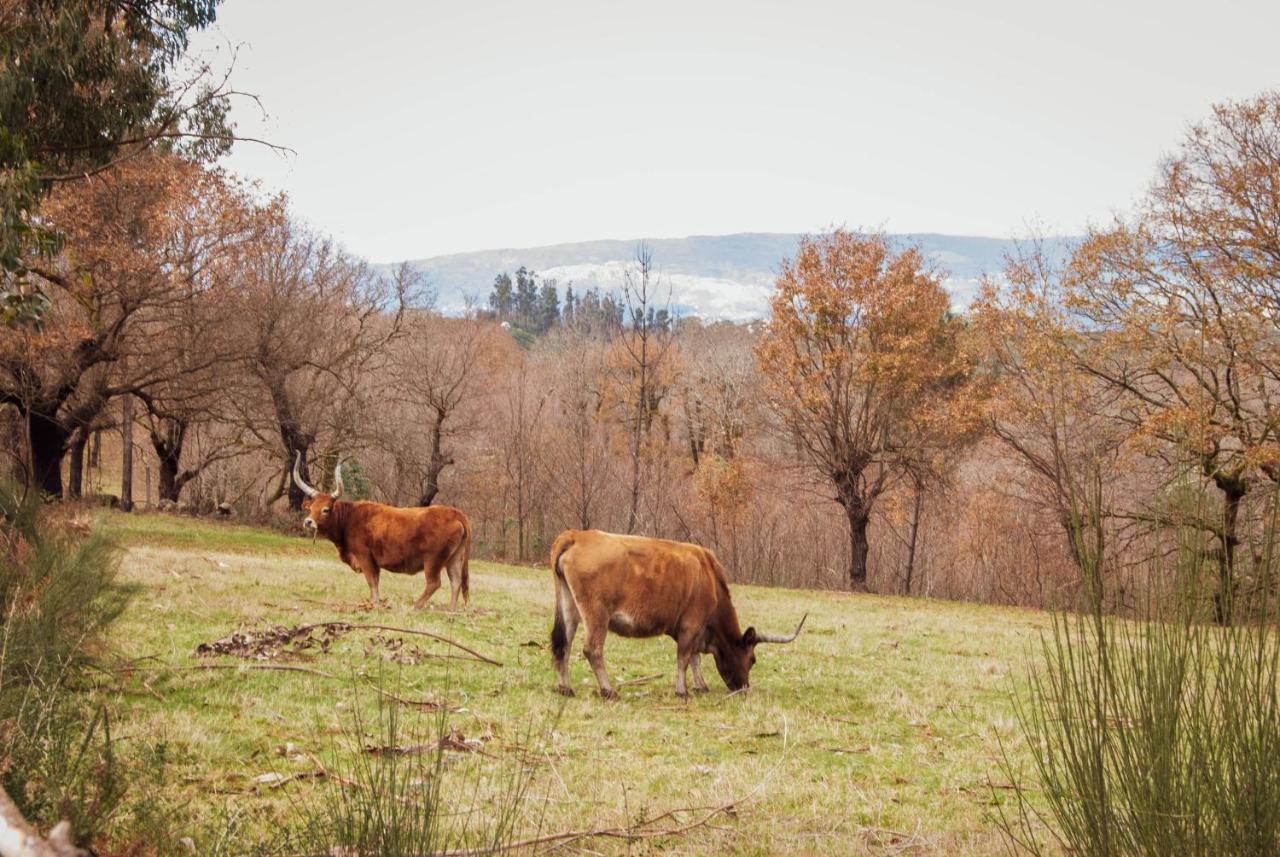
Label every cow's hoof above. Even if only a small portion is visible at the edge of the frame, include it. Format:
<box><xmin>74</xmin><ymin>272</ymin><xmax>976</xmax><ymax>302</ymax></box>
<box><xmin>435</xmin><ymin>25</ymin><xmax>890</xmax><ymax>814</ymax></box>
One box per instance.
<box><xmin>556</xmin><ymin>686</ymin><xmax>575</xmax><ymax>697</ymax></box>
<box><xmin>599</xmin><ymin>688</ymin><xmax>619</xmax><ymax>701</ymax></box>
<box><xmin>676</xmin><ymin>690</ymin><xmax>690</xmax><ymax>700</ymax></box>
<box><xmin>692</xmin><ymin>686</ymin><xmax>710</xmax><ymax>694</ymax></box>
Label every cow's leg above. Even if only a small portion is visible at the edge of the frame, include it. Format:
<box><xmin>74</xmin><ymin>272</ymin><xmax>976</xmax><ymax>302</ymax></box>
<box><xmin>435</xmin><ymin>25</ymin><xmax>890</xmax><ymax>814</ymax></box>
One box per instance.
<box><xmin>413</xmin><ymin>557</ymin><xmax>445</xmax><ymax>610</ymax></box>
<box><xmin>580</xmin><ymin>615</ymin><xmax>617</xmax><ymax>699</ymax></box>
<box><xmin>551</xmin><ymin>575</ymin><xmax>581</xmax><ymax>696</ymax></box>
<box><xmin>675</xmin><ymin>648</ymin><xmax>691</xmax><ymax>698</ymax></box>
<box><xmin>444</xmin><ymin>551</ymin><xmax>464</xmax><ymax>611</ymax></box>
<box><xmin>675</xmin><ymin>636</ymin><xmax>702</xmax><ymax>698</ymax></box>
<box><xmin>690</xmin><ymin>654</ymin><xmax>711</xmax><ymax>693</ymax></box>
<box><xmin>352</xmin><ymin>556</ymin><xmax>380</xmax><ymax>606</ymax></box>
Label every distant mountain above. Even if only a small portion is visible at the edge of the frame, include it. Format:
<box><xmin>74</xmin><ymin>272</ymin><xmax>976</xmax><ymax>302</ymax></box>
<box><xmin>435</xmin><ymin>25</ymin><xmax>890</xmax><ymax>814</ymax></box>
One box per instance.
<box><xmin>391</xmin><ymin>232</ymin><xmax>1077</xmax><ymax>321</ymax></box>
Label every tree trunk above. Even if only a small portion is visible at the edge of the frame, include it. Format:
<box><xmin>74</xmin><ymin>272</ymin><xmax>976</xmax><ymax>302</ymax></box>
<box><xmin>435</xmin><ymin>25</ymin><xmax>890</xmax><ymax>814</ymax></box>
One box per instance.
<box><xmin>903</xmin><ymin>483</ymin><xmax>924</xmax><ymax>596</ymax></box>
<box><xmin>66</xmin><ymin>430</ymin><xmax>87</xmax><ymax>500</ymax></box>
<box><xmin>120</xmin><ymin>395</ymin><xmax>134</xmax><ymax>511</ymax></box>
<box><xmin>1214</xmin><ymin>477</ymin><xmax>1246</xmax><ymax>626</ymax></box>
<box><xmin>156</xmin><ymin>448</ymin><xmax>180</xmax><ymax>503</ymax></box>
<box><xmin>846</xmin><ymin>505</ymin><xmax>871</xmax><ymax>592</ymax></box>
<box><xmin>266</xmin><ymin>377</ymin><xmax>314</xmax><ymax>511</ymax></box>
<box><xmin>417</xmin><ymin>409</ymin><xmax>450</xmax><ymax>506</ymax></box>
<box><xmin>285</xmin><ymin>439</ymin><xmax>312</xmax><ymax>512</ymax></box>
<box><xmin>27</xmin><ymin>409</ymin><xmax>70</xmax><ymax>499</ymax></box>
<box><xmin>833</xmin><ymin>462</ymin><xmax>873</xmax><ymax>592</ymax></box>
<box><xmin>685</xmin><ymin>399</ymin><xmax>702</xmax><ymax>466</ymax></box>
<box><xmin>627</xmin><ymin>417</ymin><xmax>642</xmax><ymax>534</ymax></box>
<box><xmin>149</xmin><ymin>418</ymin><xmax>188</xmax><ymax>503</ymax></box>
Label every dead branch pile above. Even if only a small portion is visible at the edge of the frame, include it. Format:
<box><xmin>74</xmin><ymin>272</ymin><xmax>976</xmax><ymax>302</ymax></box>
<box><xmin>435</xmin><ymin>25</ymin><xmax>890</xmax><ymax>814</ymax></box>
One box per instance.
<box><xmin>191</xmin><ymin>622</ymin><xmax>502</xmax><ymax>667</ymax></box>
<box><xmin>193</xmin><ymin>623</ymin><xmax>351</xmax><ymax>660</ymax></box>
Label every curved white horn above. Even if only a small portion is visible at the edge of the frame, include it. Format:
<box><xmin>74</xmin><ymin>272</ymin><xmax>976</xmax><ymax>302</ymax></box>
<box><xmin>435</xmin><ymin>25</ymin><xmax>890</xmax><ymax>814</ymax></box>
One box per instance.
<box><xmin>755</xmin><ymin>612</ymin><xmax>807</xmax><ymax>644</ymax></box>
<box><xmin>292</xmin><ymin>451</ymin><xmax>318</xmax><ymax>498</ymax></box>
<box><xmin>331</xmin><ymin>458</ymin><xmax>345</xmax><ymax>499</ymax></box>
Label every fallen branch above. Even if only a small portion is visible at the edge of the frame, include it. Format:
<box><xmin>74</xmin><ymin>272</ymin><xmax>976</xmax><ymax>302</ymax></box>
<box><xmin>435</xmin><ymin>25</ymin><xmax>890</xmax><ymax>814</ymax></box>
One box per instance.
<box><xmin>180</xmin><ymin>663</ymin><xmax>334</xmax><ymax>678</ymax></box>
<box><xmin>0</xmin><ymin>784</ymin><xmax>87</xmax><ymax>857</ymax></box>
<box><xmin>617</xmin><ymin>672</ymin><xmax>664</xmax><ymax>688</ymax></box>
<box><xmin>365</xmin><ymin>683</ymin><xmax>456</xmax><ymax>712</ymax></box>
<box><xmin>364</xmin><ymin>728</ymin><xmax>490</xmax><ymax>757</ymax></box>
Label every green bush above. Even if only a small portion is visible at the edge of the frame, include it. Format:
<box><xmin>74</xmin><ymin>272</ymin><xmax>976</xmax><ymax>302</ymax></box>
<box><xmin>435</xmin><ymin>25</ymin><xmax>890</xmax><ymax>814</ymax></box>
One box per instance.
<box><xmin>998</xmin><ymin>517</ymin><xmax>1280</xmax><ymax>855</ymax></box>
<box><xmin>0</xmin><ymin>481</ymin><xmax>134</xmax><ymax>845</ymax></box>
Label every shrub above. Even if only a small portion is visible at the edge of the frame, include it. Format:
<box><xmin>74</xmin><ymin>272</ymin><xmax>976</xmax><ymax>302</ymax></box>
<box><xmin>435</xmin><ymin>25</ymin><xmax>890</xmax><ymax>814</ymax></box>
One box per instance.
<box><xmin>997</xmin><ymin>513</ymin><xmax>1280</xmax><ymax>855</ymax></box>
<box><xmin>0</xmin><ymin>481</ymin><xmax>135</xmax><ymax>845</ymax></box>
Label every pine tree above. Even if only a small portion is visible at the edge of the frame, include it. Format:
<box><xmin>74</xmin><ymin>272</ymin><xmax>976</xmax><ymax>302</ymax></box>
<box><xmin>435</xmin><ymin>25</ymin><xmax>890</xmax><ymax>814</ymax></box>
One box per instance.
<box><xmin>514</xmin><ymin>267</ymin><xmax>538</xmax><ymax>327</ymax></box>
<box><xmin>563</xmin><ymin>285</ymin><xmax>577</xmax><ymax>327</ymax></box>
<box><xmin>489</xmin><ymin>272</ymin><xmax>513</xmax><ymax>319</ymax></box>
<box><xmin>579</xmin><ymin>288</ymin><xmax>601</xmax><ymax>334</ymax></box>
<box><xmin>601</xmin><ymin>293</ymin><xmax>624</xmax><ymax>331</ymax></box>
<box><xmin>538</xmin><ymin>281</ymin><xmax>560</xmax><ymax>332</ymax></box>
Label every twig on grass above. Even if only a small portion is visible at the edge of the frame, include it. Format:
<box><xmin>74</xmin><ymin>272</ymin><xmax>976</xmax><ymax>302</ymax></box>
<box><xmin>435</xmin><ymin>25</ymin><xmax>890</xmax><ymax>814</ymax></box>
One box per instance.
<box><xmin>181</xmin><ymin>663</ymin><xmax>334</xmax><ymax>678</ymax></box>
<box><xmin>363</xmin><ymin>682</ymin><xmax>456</xmax><ymax>712</ymax></box>
<box><xmin>363</xmin><ymin>728</ymin><xmax>492</xmax><ymax>758</ymax></box>
<box><xmin>616</xmin><ymin>672</ymin><xmax>664</xmax><ymax>688</ymax></box>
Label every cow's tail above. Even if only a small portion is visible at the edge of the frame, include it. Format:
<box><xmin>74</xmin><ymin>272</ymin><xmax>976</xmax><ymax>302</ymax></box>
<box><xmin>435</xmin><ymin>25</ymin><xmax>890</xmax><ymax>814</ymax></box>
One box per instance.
<box><xmin>549</xmin><ymin>532</ymin><xmax>576</xmax><ymax>663</ymax></box>
<box><xmin>458</xmin><ymin>513</ymin><xmax>472</xmax><ymax>604</ymax></box>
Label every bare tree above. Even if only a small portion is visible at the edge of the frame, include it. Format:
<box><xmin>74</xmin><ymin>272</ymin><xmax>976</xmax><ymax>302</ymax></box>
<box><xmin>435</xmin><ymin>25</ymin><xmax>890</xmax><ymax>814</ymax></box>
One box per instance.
<box><xmin>235</xmin><ymin>214</ymin><xmax>410</xmax><ymax>510</ymax></box>
<box><xmin>540</xmin><ymin>328</ymin><xmax>616</xmax><ymax>529</ymax></box>
<box><xmin>677</xmin><ymin>321</ymin><xmax>757</xmax><ymax>465</ymax></box>
<box><xmin>497</xmin><ymin>356</ymin><xmax>548</xmax><ymax>561</ymax></box>
<box><xmin>391</xmin><ymin>312</ymin><xmax>501</xmax><ymax>506</ymax></box>
<box><xmin>614</xmin><ymin>245</ymin><xmax>675</xmax><ymax>533</ymax></box>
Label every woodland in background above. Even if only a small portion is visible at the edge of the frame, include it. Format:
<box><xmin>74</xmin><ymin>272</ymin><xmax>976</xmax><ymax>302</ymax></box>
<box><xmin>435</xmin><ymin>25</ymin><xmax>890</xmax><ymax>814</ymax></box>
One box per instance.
<box><xmin>6</xmin><ymin>91</ymin><xmax>1280</xmax><ymax>622</ymax></box>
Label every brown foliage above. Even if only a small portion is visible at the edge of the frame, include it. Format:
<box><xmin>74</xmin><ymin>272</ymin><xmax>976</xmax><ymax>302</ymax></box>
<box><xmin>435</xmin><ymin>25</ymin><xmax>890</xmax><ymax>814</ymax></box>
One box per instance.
<box><xmin>755</xmin><ymin>229</ymin><xmax>985</xmax><ymax>590</ymax></box>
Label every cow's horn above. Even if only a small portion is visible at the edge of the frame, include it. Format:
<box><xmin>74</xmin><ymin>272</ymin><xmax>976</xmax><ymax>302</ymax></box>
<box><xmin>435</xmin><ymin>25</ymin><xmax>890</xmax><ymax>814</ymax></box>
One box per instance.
<box><xmin>292</xmin><ymin>451</ymin><xmax>318</xmax><ymax>498</ymax></box>
<box><xmin>755</xmin><ymin>612</ymin><xmax>807</xmax><ymax>644</ymax></box>
<box><xmin>331</xmin><ymin>458</ymin><xmax>345</xmax><ymax>499</ymax></box>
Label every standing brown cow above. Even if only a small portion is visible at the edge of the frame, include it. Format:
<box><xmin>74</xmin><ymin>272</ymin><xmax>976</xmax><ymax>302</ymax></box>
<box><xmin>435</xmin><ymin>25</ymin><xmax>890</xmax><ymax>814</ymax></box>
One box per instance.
<box><xmin>549</xmin><ymin>529</ymin><xmax>804</xmax><ymax>698</ymax></box>
<box><xmin>292</xmin><ymin>453</ymin><xmax>471</xmax><ymax>609</ymax></box>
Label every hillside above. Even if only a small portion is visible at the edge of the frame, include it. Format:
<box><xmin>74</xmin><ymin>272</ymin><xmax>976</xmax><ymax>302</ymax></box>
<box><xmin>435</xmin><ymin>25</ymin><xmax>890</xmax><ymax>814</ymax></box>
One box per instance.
<box><xmin>101</xmin><ymin>511</ymin><xmax>1047</xmax><ymax>853</ymax></box>
<box><xmin>393</xmin><ymin>232</ymin><xmax>1077</xmax><ymax>320</ymax></box>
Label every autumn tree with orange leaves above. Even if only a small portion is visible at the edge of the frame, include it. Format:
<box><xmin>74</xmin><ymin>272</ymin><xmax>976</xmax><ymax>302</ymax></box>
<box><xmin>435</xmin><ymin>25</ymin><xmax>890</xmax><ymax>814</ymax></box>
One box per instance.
<box><xmin>1063</xmin><ymin>93</ymin><xmax>1280</xmax><ymax>623</ymax></box>
<box><xmin>975</xmin><ymin>243</ymin><xmax>1130</xmax><ymax>607</ymax></box>
<box><xmin>756</xmin><ymin>230</ymin><xmax>984</xmax><ymax>591</ymax></box>
<box><xmin>0</xmin><ymin>154</ymin><xmax>251</xmax><ymax>498</ymax></box>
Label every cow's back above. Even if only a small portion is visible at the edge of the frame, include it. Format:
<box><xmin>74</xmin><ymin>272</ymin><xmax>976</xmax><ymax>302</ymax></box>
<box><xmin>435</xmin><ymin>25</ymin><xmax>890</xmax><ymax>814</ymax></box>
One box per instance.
<box><xmin>347</xmin><ymin>502</ymin><xmax>468</xmax><ymax>572</ymax></box>
<box><xmin>554</xmin><ymin>530</ymin><xmax>722</xmax><ymax>636</ymax></box>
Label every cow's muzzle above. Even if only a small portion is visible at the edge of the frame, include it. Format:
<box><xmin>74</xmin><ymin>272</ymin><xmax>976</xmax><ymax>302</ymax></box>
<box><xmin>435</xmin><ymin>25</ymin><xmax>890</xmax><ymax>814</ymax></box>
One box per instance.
<box><xmin>303</xmin><ymin>518</ymin><xmax>316</xmax><ymax>530</ymax></box>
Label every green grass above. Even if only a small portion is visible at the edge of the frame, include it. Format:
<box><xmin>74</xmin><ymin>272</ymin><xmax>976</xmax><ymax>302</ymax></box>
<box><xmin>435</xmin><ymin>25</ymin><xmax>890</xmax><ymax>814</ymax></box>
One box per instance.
<box><xmin>98</xmin><ymin>511</ymin><xmax>1049</xmax><ymax>854</ymax></box>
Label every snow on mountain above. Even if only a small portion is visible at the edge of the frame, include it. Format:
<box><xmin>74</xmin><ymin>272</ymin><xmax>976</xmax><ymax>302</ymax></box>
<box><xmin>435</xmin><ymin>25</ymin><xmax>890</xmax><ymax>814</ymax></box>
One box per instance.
<box><xmin>390</xmin><ymin>233</ymin><xmax>1075</xmax><ymax>320</ymax></box>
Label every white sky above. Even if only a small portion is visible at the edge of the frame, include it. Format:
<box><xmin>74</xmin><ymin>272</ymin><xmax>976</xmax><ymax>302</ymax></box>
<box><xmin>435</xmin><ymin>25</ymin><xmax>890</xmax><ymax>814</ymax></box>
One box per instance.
<box><xmin>191</xmin><ymin>0</ymin><xmax>1280</xmax><ymax>262</ymax></box>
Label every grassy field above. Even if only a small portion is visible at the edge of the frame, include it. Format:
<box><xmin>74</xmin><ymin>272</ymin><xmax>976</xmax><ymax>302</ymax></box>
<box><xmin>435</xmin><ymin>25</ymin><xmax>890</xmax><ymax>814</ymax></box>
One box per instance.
<box><xmin>98</xmin><ymin>511</ymin><xmax>1050</xmax><ymax>855</ymax></box>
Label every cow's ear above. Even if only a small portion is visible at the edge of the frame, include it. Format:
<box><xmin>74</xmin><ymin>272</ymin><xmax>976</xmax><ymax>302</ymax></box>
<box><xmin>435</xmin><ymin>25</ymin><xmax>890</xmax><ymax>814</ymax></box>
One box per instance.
<box><xmin>743</xmin><ymin>627</ymin><xmax>758</xmax><ymax>646</ymax></box>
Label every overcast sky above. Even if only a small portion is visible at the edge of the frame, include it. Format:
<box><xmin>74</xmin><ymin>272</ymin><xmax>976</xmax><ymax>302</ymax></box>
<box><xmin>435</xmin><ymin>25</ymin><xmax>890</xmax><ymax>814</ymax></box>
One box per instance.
<box><xmin>191</xmin><ymin>0</ymin><xmax>1280</xmax><ymax>263</ymax></box>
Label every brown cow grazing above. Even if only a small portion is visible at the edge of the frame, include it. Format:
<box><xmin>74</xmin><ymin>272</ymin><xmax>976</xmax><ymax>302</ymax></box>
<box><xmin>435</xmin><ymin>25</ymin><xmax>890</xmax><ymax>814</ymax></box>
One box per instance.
<box><xmin>549</xmin><ymin>529</ymin><xmax>804</xmax><ymax>698</ymax></box>
<box><xmin>292</xmin><ymin>453</ymin><xmax>472</xmax><ymax>609</ymax></box>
